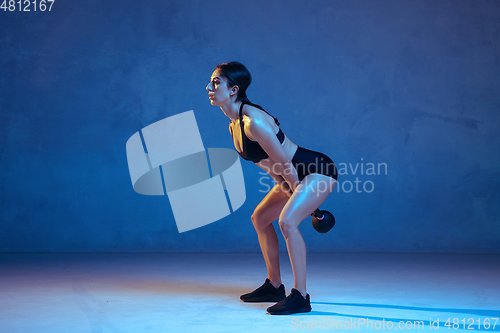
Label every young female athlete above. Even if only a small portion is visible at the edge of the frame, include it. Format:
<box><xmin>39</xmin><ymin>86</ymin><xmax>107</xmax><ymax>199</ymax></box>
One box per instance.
<box><xmin>206</xmin><ymin>62</ymin><xmax>337</xmax><ymax>315</ymax></box>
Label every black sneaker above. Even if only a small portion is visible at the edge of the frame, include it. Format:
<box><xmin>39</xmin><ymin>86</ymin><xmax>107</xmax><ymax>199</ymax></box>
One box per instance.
<box><xmin>267</xmin><ymin>288</ymin><xmax>312</xmax><ymax>315</ymax></box>
<box><xmin>240</xmin><ymin>279</ymin><xmax>286</xmax><ymax>302</ymax></box>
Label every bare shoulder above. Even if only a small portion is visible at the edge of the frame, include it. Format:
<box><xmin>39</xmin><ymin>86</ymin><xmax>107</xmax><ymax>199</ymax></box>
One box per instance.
<box><xmin>241</xmin><ymin>103</ymin><xmax>271</xmax><ymax>122</ymax></box>
<box><xmin>241</xmin><ymin>104</ymin><xmax>275</xmax><ymax>138</ymax></box>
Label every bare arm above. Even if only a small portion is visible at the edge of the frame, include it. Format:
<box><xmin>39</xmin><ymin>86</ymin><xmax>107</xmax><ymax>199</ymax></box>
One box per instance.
<box><xmin>246</xmin><ymin>119</ymin><xmax>300</xmax><ymax>192</ymax></box>
<box><xmin>266</xmin><ymin>172</ymin><xmax>293</xmax><ymax>197</ymax></box>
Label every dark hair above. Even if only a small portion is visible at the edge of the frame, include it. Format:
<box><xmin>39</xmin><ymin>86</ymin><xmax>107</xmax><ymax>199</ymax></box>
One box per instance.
<box><xmin>216</xmin><ymin>62</ymin><xmax>252</xmax><ymax>102</ymax></box>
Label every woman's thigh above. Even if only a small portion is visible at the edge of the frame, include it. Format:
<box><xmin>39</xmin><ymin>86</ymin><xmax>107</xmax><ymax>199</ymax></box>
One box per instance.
<box><xmin>279</xmin><ymin>173</ymin><xmax>337</xmax><ymax>229</ymax></box>
<box><xmin>252</xmin><ymin>183</ymin><xmax>290</xmax><ymax>231</ymax></box>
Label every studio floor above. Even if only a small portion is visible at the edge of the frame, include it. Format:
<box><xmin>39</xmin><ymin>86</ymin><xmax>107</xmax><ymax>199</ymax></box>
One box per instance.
<box><xmin>0</xmin><ymin>252</ymin><xmax>499</xmax><ymax>333</ymax></box>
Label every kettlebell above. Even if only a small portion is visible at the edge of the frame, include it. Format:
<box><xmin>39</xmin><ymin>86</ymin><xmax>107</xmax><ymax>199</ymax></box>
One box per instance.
<box><xmin>311</xmin><ymin>209</ymin><xmax>335</xmax><ymax>233</ymax></box>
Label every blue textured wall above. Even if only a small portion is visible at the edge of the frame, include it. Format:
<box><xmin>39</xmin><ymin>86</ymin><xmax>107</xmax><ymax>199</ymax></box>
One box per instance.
<box><xmin>1</xmin><ymin>0</ymin><xmax>499</xmax><ymax>253</ymax></box>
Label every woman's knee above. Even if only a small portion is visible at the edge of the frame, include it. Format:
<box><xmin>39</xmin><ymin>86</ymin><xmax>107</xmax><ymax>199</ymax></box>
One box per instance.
<box><xmin>278</xmin><ymin>217</ymin><xmax>298</xmax><ymax>240</ymax></box>
<box><xmin>251</xmin><ymin>211</ymin><xmax>271</xmax><ymax>233</ymax></box>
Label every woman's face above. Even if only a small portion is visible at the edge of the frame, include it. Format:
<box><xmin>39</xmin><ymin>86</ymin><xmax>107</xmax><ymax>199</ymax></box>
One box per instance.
<box><xmin>206</xmin><ymin>70</ymin><xmax>234</xmax><ymax>106</ymax></box>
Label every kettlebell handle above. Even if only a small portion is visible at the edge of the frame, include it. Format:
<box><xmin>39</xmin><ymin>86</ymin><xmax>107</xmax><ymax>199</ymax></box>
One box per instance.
<box><xmin>311</xmin><ymin>209</ymin><xmax>324</xmax><ymax>220</ymax></box>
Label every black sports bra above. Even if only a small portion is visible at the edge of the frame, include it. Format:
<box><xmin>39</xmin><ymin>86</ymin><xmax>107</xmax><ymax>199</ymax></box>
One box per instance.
<box><xmin>232</xmin><ymin>101</ymin><xmax>285</xmax><ymax>163</ymax></box>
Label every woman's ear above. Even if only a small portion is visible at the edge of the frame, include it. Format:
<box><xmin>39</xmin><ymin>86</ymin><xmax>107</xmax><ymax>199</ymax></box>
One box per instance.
<box><xmin>230</xmin><ymin>85</ymin><xmax>239</xmax><ymax>97</ymax></box>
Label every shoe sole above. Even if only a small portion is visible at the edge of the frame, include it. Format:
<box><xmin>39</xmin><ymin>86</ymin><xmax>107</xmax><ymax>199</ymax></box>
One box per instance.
<box><xmin>240</xmin><ymin>295</ymin><xmax>286</xmax><ymax>303</ymax></box>
<box><xmin>267</xmin><ymin>306</ymin><xmax>312</xmax><ymax>315</ymax></box>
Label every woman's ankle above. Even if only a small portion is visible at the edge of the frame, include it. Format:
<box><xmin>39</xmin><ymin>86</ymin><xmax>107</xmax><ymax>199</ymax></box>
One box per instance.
<box><xmin>269</xmin><ymin>279</ymin><xmax>282</xmax><ymax>288</ymax></box>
